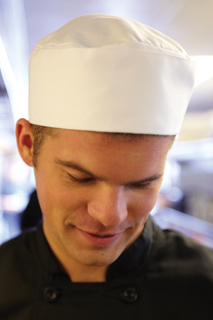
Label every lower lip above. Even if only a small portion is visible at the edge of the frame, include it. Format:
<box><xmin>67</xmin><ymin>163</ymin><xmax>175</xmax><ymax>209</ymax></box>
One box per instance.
<box><xmin>77</xmin><ymin>228</ymin><xmax>121</xmax><ymax>247</ymax></box>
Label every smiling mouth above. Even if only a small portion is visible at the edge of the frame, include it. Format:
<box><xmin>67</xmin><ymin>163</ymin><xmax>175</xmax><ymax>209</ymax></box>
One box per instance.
<box><xmin>75</xmin><ymin>227</ymin><xmax>122</xmax><ymax>246</ymax></box>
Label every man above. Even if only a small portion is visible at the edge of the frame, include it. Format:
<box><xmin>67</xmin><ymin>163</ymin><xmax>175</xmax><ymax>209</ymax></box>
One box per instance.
<box><xmin>0</xmin><ymin>14</ymin><xmax>213</xmax><ymax>319</ymax></box>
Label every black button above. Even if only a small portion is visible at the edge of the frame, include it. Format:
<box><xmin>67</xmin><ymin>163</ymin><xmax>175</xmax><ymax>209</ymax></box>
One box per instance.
<box><xmin>120</xmin><ymin>287</ymin><xmax>138</xmax><ymax>303</ymax></box>
<box><xmin>43</xmin><ymin>286</ymin><xmax>60</xmax><ymax>302</ymax></box>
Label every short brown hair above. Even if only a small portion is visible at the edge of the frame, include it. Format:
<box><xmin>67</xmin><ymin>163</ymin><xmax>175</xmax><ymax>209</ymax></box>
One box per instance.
<box><xmin>30</xmin><ymin>124</ymin><xmax>59</xmax><ymax>167</ymax></box>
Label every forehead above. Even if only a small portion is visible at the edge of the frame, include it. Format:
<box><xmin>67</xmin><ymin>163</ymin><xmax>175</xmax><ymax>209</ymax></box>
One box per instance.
<box><xmin>43</xmin><ymin>129</ymin><xmax>172</xmax><ymax>166</ymax></box>
<box><xmin>37</xmin><ymin>129</ymin><xmax>172</xmax><ymax>185</ymax></box>
<box><xmin>47</xmin><ymin>128</ymin><xmax>172</xmax><ymax>149</ymax></box>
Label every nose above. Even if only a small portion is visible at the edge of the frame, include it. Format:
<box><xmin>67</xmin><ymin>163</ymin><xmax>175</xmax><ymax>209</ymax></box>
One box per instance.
<box><xmin>87</xmin><ymin>186</ymin><xmax>128</xmax><ymax>228</ymax></box>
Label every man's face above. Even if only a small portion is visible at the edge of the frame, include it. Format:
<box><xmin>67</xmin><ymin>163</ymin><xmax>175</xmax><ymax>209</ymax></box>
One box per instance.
<box><xmin>34</xmin><ymin>130</ymin><xmax>171</xmax><ymax>269</ymax></box>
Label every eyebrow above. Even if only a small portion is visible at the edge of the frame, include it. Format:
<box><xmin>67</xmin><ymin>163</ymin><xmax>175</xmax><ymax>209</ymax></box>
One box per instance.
<box><xmin>54</xmin><ymin>158</ymin><xmax>164</xmax><ymax>185</ymax></box>
<box><xmin>55</xmin><ymin>158</ymin><xmax>100</xmax><ymax>180</ymax></box>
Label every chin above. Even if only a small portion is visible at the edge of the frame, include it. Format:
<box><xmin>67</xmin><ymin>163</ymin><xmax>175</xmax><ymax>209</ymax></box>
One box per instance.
<box><xmin>75</xmin><ymin>247</ymin><xmax>123</xmax><ymax>267</ymax></box>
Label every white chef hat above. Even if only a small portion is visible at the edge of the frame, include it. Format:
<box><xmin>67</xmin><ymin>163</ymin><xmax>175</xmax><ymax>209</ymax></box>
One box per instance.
<box><xmin>29</xmin><ymin>14</ymin><xmax>197</xmax><ymax>135</ymax></box>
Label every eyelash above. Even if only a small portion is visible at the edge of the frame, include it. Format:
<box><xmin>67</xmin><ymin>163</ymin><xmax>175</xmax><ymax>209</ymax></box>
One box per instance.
<box><xmin>68</xmin><ymin>173</ymin><xmax>152</xmax><ymax>189</ymax></box>
<box><xmin>68</xmin><ymin>174</ymin><xmax>94</xmax><ymax>184</ymax></box>
<box><xmin>128</xmin><ymin>182</ymin><xmax>152</xmax><ymax>190</ymax></box>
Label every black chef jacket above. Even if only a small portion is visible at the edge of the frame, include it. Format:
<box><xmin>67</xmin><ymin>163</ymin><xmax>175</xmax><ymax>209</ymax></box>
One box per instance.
<box><xmin>0</xmin><ymin>216</ymin><xmax>213</xmax><ymax>320</ymax></box>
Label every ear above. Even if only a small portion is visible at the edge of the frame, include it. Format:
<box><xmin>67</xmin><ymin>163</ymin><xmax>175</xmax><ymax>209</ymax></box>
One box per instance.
<box><xmin>16</xmin><ymin>118</ymin><xmax>34</xmax><ymax>167</ymax></box>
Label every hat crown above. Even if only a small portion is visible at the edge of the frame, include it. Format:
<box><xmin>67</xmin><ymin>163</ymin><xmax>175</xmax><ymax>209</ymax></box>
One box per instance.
<box><xmin>35</xmin><ymin>14</ymin><xmax>188</xmax><ymax>58</ymax></box>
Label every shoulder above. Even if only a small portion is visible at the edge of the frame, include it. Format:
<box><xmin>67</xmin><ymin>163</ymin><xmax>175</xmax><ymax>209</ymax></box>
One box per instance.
<box><xmin>0</xmin><ymin>228</ymin><xmax>39</xmax><ymax>281</ymax></box>
<box><xmin>0</xmin><ymin>230</ymin><xmax>41</xmax><ymax>317</ymax></box>
<box><xmin>148</xmin><ymin>220</ymin><xmax>213</xmax><ymax>278</ymax></box>
<box><xmin>0</xmin><ymin>227</ymin><xmax>37</xmax><ymax>256</ymax></box>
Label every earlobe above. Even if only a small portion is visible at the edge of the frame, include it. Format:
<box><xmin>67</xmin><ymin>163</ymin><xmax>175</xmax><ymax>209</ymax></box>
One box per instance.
<box><xmin>16</xmin><ymin>118</ymin><xmax>34</xmax><ymax>167</ymax></box>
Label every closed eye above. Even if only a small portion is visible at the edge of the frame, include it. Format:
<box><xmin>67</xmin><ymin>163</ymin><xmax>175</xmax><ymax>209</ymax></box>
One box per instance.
<box><xmin>67</xmin><ymin>173</ymin><xmax>94</xmax><ymax>184</ymax></box>
<box><xmin>68</xmin><ymin>174</ymin><xmax>156</xmax><ymax>189</ymax></box>
<box><xmin>127</xmin><ymin>181</ymin><xmax>152</xmax><ymax>190</ymax></box>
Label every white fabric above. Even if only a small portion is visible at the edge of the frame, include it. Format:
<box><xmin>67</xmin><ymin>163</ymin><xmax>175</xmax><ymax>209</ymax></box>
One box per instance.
<box><xmin>29</xmin><ymin>14</ymin><xmax>197</xmax><ymax>135</ymax></box>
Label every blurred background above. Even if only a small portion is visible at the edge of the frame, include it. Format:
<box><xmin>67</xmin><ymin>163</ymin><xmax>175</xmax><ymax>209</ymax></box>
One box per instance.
<box><xmin>0</xmin><ymin>0</ymin><xmax>213</xmax><ymax>247</ymax></box>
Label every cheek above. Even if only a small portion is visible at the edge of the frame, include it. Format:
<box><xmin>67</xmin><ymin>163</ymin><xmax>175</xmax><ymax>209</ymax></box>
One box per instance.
<box><xmin>35</xmin><ymin>174</ymin><xmax>66</xmax><ymax>221</ymax></box>
<box><xmin>38</xmin><ymin>183</ymin><xmax>88</xmax><ymax>221</ymax></box>
<box><xmin>130</xmin><ymin>188</ymin><xmax>160</xmax><ymax>220</ymax></box>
